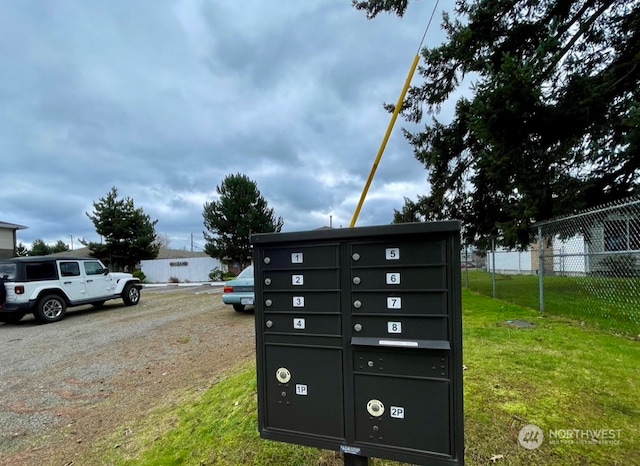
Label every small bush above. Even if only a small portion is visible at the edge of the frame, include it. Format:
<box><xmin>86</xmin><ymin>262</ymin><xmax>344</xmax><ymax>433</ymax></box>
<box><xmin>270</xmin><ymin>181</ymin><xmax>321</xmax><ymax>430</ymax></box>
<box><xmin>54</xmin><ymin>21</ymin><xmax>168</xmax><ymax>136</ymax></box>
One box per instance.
<box><xmin>209</xmin><ymin>267</ymin><xmax>225</xmax><ymax>282</ymax></box>
<box><xmin>169</xmin><ymin>276</ymin><xmax>180</xmax><ymax>283</ymax></box>
<box><xmin>132</xmin><ymin>270</ymin><xmax>146</xmax><ymax>283</ymax></box>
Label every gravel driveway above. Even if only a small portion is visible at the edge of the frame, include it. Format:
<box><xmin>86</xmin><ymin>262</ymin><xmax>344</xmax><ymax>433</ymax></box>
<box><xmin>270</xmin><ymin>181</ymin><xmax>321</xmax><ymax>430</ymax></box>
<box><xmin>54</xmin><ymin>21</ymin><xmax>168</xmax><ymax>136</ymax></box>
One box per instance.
<box><xmin>0</xmin><ymin>285</ymin><xmax>256</xmax><ymax>466</ymax></box>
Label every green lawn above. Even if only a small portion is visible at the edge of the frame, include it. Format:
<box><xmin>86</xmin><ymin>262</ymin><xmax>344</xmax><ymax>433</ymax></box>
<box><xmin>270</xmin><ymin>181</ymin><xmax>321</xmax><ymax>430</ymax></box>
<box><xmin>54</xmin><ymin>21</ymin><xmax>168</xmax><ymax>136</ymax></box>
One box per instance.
<box><xmin>94</xmin><ymin>289</ymin><xmax>639</xmax><ymax>465</ymax></box>
<box><xmin>464</xmin><ymin>270</ymin><xmax>640</xmax><ymax>336</ymax></box>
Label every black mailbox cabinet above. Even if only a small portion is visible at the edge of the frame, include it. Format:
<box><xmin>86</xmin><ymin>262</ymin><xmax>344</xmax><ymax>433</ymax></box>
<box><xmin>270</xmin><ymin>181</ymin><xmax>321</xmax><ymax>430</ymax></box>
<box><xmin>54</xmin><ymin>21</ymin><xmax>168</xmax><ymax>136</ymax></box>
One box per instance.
<box><xmin>251</xmin><ymin>222</ymin><xmax>464</xmax><ymax>465</ymax></box>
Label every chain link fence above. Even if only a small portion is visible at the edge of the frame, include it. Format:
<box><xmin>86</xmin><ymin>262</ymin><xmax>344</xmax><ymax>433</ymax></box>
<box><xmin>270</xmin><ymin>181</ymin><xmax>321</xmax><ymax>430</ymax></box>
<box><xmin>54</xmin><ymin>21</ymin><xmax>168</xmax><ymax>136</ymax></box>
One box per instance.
<box><xmin>463</xmin><ymin>197</ymin><xmax>640</xmax><ymax>336</ymax></box>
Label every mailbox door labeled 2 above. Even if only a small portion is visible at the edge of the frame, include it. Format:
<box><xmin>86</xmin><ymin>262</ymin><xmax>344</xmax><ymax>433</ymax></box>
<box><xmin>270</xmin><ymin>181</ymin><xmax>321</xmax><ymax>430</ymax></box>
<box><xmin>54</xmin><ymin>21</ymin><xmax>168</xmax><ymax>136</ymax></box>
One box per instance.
<box><xmin>264</xmin><ymin>345</ymin><xmax>344</xmax><ymax>439</ymax></box>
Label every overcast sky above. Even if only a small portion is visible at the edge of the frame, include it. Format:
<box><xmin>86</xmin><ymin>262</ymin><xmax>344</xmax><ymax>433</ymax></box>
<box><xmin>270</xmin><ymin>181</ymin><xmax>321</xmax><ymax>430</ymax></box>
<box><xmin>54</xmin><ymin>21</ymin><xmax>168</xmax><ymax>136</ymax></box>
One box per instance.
<box><xmin>0</xmin><ymin>0</ymin><xmax>458</xmax><ymax>252</ymax></box>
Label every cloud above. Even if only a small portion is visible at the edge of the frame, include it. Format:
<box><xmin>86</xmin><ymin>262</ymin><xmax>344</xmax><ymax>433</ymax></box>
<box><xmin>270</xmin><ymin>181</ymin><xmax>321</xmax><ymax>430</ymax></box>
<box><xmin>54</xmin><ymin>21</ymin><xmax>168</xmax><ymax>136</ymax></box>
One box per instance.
<box><xmin>0</xmin><ymin>0</ymin><xmax>456</xmax><ymax>251</ymax></box>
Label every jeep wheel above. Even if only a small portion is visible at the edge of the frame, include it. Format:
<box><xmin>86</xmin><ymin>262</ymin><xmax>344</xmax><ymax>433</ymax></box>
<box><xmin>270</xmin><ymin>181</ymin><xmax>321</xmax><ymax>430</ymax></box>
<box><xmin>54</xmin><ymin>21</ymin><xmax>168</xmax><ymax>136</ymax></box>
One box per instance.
<box><xmin>232</xmin><ymin>304</ymin><xmax>245</xmax><ymax>312</ymax></box>
<box><xmin>122</xmin><ymin>284</ymin><xmax>140</xmax><ymax>306</ymax></box>
<box><xmin>34</xmin><ymin>295</ymin><xmax>66</xmax><ymax>323</ymax></box>
<box><xmin>0</xmin><ymin>313</ymin><xmax>25</xmax><ymax>324</ymax></box>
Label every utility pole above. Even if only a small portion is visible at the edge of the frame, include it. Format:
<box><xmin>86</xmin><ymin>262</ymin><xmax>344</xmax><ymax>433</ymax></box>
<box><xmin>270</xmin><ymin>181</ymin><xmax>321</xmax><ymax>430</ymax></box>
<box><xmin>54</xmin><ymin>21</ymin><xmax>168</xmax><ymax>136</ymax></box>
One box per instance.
<box><xmin>69</xmin><ymin>235</ymin><xmax>73</xmax><ymax>250</ymax></box>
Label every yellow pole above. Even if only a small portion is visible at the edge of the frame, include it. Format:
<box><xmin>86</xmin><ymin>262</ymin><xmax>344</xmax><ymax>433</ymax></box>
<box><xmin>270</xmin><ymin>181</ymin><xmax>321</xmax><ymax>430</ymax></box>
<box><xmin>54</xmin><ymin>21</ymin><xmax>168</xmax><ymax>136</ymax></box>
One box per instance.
<box><xmin>349</xmin><ymin>52</ymin><xmax>421</xmax><ymax>228</ymax></box>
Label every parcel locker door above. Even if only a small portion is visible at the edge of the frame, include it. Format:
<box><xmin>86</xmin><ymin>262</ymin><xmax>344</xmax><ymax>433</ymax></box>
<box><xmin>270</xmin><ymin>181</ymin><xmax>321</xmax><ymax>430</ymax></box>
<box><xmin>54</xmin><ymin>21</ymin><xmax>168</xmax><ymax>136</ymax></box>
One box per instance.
<box><xmin>353</xmin><ymin>374</ymin><xmax>451</xmax><ymax>455</ymax></box>
<box><xmin>264</xmin><ymin>345</ymin><xmax>344</xmax><ymax>439</ymax></box>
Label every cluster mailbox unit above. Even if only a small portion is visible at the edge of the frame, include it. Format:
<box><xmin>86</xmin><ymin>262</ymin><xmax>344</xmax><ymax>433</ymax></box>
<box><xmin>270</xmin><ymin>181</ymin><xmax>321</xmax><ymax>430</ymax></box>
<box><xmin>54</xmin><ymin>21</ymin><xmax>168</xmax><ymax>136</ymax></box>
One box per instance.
<box><xmin>251</xmin><ymin>222</ymin><xmax>464</xmax><ymax>465</ymax></box>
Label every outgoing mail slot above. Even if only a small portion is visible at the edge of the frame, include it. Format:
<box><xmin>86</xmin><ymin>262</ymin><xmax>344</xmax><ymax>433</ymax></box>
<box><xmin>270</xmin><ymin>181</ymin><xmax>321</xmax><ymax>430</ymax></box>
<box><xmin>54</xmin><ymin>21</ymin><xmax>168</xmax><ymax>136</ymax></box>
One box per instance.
<box><xmin>264</xmin><ymin>269</ymin><xmax>340</xmax><ymax>290</ymax></box>
<box><xmin>353</xmin><ymin>348</ymin><xmax>449</xmax><ymax>379</ymax></box>
<box><xmin>351</xmin><ymin>316</ymin><xmax>448</xmax><ymax>341</ymax></box>
<box><xmin>265</xmin><ymin>312</ymin><xmax>342</xmax><ymax>336</ymax></box>
<box><xmin>351</xmin><ymin>267</ymin><xmax>446</xmax><ymax>290</ymax></box>
<box><xmin>350</xmin><ymin>292</ymin><xmax>447</xmax><ymax>315</ymax></box>
<box><xmin>261</xmin><ymin>244</ymin><xmax>339</xmax><ymax>269</ymax></box>
<box><xmin>350</xmin><ymin>241</ymin><xmax>445</xmax><ymax>266</ymax></box>
<box><xmin>263</xmin><ymin>292</ymin><xmax>340</xmax><ymax>313</ymax></box>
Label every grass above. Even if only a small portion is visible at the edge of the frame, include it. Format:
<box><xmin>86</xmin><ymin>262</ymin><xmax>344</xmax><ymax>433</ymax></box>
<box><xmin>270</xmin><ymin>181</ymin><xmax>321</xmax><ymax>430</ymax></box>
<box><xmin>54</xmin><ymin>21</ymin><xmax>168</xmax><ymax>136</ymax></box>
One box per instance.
<box><xmin>464</xmin><ymin>270</ymin><xmax>640</xmax><ymax>336</ymax></box>
<box><xmin>93</xmin><ymin>289</ymin><xmax>639</xmax><ymax>465</ymax></box>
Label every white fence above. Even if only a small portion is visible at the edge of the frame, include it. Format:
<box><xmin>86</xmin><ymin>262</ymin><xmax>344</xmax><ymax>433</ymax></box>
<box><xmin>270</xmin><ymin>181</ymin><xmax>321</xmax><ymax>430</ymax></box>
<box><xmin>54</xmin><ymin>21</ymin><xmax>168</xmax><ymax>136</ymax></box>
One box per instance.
<box><xmin>140</xmin><ymin>256</ymin><xmax>222</xmax><ymax>283</ymax></box>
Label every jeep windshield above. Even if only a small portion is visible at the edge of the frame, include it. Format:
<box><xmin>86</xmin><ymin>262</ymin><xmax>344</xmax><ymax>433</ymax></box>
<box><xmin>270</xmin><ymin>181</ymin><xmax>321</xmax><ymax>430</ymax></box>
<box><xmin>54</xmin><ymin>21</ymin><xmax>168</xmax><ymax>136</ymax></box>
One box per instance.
<box><xmin>0</xmin><ymin>262</ymin><xmax>17</xmax><ymax>280</ymax></box>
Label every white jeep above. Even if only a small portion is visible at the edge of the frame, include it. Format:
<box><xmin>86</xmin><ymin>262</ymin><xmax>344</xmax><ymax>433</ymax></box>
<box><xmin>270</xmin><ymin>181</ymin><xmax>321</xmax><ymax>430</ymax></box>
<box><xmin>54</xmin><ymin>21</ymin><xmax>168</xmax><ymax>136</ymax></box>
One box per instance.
<box><xmin>0</xmin><ymin>256</ymin><xmax>142</xmax><ymax>324</ymax></box>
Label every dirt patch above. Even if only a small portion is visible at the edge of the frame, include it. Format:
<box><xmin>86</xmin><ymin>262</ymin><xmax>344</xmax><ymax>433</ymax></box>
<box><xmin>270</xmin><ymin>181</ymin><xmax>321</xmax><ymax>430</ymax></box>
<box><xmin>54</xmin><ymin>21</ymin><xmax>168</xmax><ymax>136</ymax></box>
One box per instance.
<box><xmin>0</xmin><ymin>286</ymin><xmax>255</xmax><ymax>466</ymax></box>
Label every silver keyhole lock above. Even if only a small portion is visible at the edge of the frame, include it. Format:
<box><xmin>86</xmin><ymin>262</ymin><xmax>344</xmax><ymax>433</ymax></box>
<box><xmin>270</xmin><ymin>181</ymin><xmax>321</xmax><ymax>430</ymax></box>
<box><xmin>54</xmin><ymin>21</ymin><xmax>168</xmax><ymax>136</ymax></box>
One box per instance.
<box><xmin>264</xmin><ymin>257</ymin><xmax>271</xmax><ymax>264</ymax></box>
<box><xmin>353</xmin><ymin>276</ymin><xmax>361</xmax><ymax>285</ymax></box>
<box><xmin>276</xmin><ymin>367</ymin><xmax>291</xmax><ymax>384</ymax></box>
<box><xmin>264</xmin><ymin>278</ymin><xmax>271</xmax><ymax>285</ymax></box>
<box><xmin>367</xmin><ymin>399</ymin><xmax>385</xmax><ymax>417</ymax></box>
<box><xmin>353</xmin><ymin>300</ymin><xmax>362</xmax><ymax>309</ymax></box>
<box><xmin>354</xmin><ymin>323</ymin><xmax>363</xmax><ymax>332</ymax></box>
<box><xmin>265</xmin><ymin>320</ymin><xmax>273</xmax><ymax>328</ymax></box>
<box><xmin>265</xmin><ymin>299</ymin><xmax>272</xmax><ymax>307</ymax></box>
<box><xmin>352</xmin><ymin>253</ymin><xmax>360</xmax><ymax>261</ymax></box>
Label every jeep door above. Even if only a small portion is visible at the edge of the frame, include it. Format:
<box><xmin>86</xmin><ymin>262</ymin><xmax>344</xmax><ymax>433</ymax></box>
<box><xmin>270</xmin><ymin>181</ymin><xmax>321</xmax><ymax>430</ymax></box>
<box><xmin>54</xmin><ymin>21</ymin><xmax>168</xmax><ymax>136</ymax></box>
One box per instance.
<box><xmin>83</xmin><ymin>261</ymin><xmax>115</xmax><ymax>298</ymax></box>
<box><xmin>58</xmin><ymin>261</ymin><xmax>87</xmax><ymax>300</ymax></box>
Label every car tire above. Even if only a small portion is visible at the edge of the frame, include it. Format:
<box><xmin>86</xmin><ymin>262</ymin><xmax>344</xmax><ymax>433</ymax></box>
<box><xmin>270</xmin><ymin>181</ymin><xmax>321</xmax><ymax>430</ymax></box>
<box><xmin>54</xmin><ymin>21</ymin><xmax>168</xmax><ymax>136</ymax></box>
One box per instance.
<box><xmin>122</xmin><ymin>283</ymin><xmax>140</xmax><ymax>306</ymax></box>
<box><xmin>0</xmin><ymin>312</ymin><xmax>25</xmax><ymax>324</ymax></box>
<box><xmin>232</xmin><ymin>304</ymin><xmax>245</xmax><ymax>312</ymax></box>
<box><xmin>34</xmin><ymin>295</ymin><xmax>66</xmax><ymax>323</ymax></box>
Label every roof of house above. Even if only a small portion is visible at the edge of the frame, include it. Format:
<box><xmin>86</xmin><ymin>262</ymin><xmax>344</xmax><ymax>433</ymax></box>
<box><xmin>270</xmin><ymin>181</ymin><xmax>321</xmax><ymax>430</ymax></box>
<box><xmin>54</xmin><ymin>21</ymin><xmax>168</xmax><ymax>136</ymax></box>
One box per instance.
<box><xmin>0</xmin><ymin>221</ymin><xmax>28</xmax><ymax>230</ymax></box>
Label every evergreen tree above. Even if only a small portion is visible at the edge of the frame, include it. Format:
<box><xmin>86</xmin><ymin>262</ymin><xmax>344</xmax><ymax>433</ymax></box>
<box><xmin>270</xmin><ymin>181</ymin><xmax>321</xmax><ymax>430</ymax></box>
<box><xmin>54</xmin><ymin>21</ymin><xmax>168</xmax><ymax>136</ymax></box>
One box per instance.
<box><xmin>50</xmin><ymin>240</ymin><xmax>69</xmax><ymax>254</ymax></box>
<box><xmin>85</xmin><ymin>187</ymin><xmax>160</xmax><ymax>270</ymax></box>
<box><xmin>355</xmin><ymin>0</ymin><xmax>640</xmax><ymax>248</ymax></box>
<box><xmin>203</xmin><ymin>174</ymin><xmax>283</xmax><ymax>267</ymax></box>
<box><xmin>30</xmin><ymin>239</ymin><xmax>51</xmax><ymax>256</ymax></box>
<box><xmin>14</xmin><ymin>242</ymin><xmax>29</xmax><ymax>257</ymax></box>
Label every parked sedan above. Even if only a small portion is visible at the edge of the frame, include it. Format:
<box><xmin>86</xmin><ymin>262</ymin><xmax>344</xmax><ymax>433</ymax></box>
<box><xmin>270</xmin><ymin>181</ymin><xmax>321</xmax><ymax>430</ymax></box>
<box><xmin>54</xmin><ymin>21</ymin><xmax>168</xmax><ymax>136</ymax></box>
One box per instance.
<box><xmin>222</xmin><ymin>265</ymin><xmax>254</xmax><ymax>312</ymax></box>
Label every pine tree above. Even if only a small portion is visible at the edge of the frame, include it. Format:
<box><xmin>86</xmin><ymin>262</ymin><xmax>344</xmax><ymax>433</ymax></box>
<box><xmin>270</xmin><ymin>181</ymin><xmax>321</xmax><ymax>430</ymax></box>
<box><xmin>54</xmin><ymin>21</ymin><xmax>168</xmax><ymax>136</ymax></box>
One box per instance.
<box><xmin>85</xmin><ymin>187</ymin><xmax>159</xmax><ymax>270</ymax></box>
<box><xmin>203</xmin><ymin>174</ymin><xmax>283</xmax><ymax>267</ymax></box>
<box><xmin>355</xmin><ymin>0</ymin><xmax>640</xmax><ymax>248</ymax></box>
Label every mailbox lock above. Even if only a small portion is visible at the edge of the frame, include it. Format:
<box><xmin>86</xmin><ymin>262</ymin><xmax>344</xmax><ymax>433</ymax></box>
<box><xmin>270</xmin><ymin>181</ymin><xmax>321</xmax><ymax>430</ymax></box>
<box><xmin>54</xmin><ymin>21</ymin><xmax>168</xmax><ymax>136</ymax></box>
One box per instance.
<box><xmin>354</xmin><ymin>323</ymin><xmax>363</xmax><ymax>332</ymax></box>
<box><xmin>367</xmin><ymin>360</ymin><xmax>374</xmax><ymax>367</ymax></box>
<box><xmin>367</xmin><ymin>399</ymin><xmax>385</xmax><ymax>417</ymax></box>
<box><xmin>264</xmin><ymin>278</ymin><xmax>272</xmax><ymax>285</ymax></box>
<box><xmin>353</xmin><ymin>300</ymin><xmax>362</xmax><ymax>309</ymax></box>
<box><xmin>265</xmin><ymin>299</ymin><xmax>273</xmax><ymax>307</ymax></box>
<box><xmin>265</xmin><ymin>320</ymin><xmax>273</xmax><ymax>328</ymax></box>
<box><xmin>264</xmin><ymin>257</ymin><xmax>271</xmax><ymax>264</ymax></box>
<box><xmin>276</xmin><ymin>367</ymin><xmax>291</xmax><ymax>384</ymax></box>
<box><xmin>352</xmin><ymin>253</ymin><xmax>360</xmax><ymax>261</ymax></box>
<box><xmin>353</xmin><ymin>276</ymin><xmax>361</xmax><ymax>285</ymax></box>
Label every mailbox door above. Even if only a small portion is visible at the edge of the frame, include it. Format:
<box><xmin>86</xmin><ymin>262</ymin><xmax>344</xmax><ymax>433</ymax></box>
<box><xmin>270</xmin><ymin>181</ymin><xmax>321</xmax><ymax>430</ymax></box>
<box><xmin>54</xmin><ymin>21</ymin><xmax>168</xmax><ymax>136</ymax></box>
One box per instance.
<box><xmin>264</xmin><ymin>345</ymin><xmax>344</xmax><ymax>438</ymax></box>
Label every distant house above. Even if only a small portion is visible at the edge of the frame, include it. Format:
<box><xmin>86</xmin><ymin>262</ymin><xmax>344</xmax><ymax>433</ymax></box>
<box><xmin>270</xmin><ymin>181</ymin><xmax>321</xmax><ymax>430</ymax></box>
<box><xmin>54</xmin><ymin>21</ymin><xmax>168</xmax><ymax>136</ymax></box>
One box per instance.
<box><xmin>0</xmin><ymin>221</ymin><xmax>28</xmax><ymax>259</ymax></box>
<box><xmin>140</xmin><ymin>249</ymin><xmax>222</xmax><ymax>283</ymax></box>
